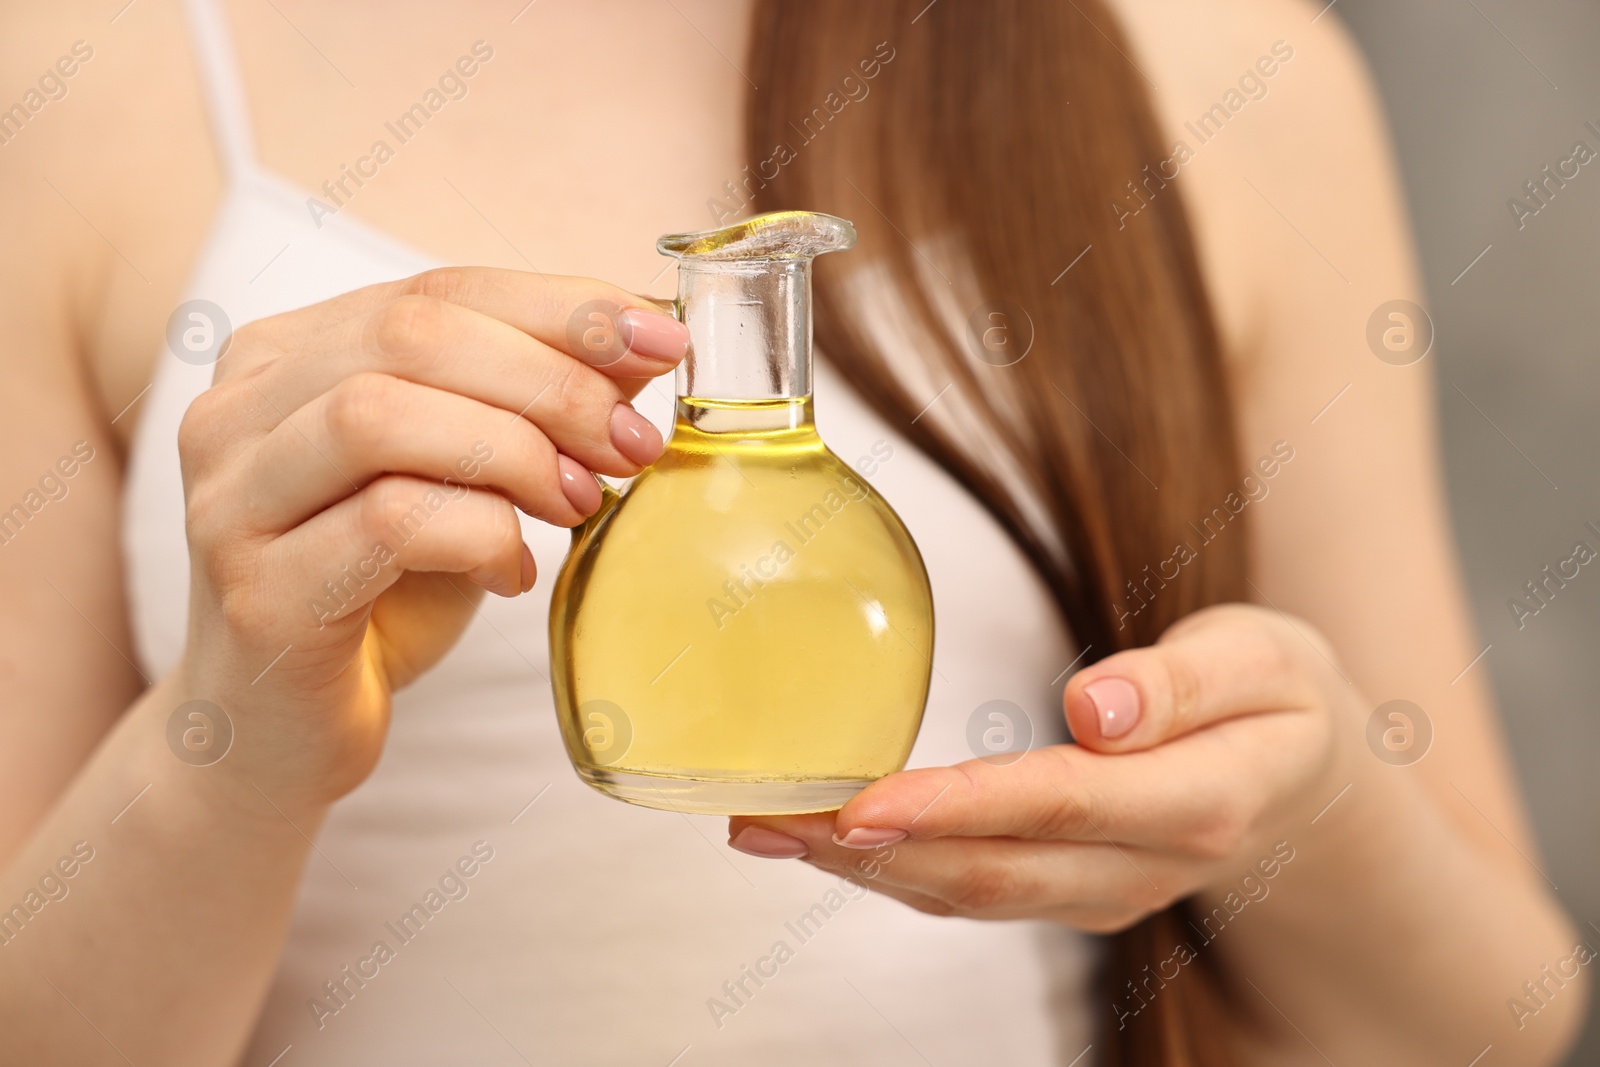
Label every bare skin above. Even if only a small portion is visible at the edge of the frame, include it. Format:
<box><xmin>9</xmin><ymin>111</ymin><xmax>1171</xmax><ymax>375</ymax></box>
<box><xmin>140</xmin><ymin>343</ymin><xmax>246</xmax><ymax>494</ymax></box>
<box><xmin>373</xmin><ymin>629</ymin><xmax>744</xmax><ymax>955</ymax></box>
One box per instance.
<box><xmin>0</xmin><ymin>1</ymin><xmax>1585</xmax><ymax>1065</ymax></box>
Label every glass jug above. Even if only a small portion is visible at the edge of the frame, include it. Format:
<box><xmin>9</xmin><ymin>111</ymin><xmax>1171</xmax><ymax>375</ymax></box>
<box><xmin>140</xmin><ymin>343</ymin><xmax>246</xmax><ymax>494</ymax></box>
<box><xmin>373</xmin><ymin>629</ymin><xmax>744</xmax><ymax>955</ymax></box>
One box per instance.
<box><xmin>548</xmin><ymin>210</ymin><xmax>934</xmax><ymax>816</ymax></box>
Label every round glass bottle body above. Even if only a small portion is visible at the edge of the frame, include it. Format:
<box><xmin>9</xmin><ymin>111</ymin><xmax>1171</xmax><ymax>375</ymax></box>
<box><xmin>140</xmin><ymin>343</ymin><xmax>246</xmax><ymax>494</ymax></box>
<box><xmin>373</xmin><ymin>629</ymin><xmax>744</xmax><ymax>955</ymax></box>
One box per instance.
<box><xmin>550</xmin><ymin>394</ymin><xmax>933</xmax><ymax>814</ymax></box>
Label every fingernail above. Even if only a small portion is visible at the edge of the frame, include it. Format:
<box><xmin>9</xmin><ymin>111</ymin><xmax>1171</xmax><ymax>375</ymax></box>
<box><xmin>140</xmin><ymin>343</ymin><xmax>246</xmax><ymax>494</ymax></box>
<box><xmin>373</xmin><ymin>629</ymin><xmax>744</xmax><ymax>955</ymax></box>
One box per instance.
<box><xmin>619</xmin><ymin>308</ymin><xmax>689</xmax><ymax>365</ymax></box>
<box><xmin>1085</xmin><ymin>677</ymin><xmax>1141</xmax><ymax>740</ymax></box>
<box><xmin>729</xmin><ymin>826</ymin><xmax>808</xmax><ymax>859</ymax></box>
<box><xmin>557</xmin><ymin>455</ymin><xmax>601</xmax><ymax>515</ymax></box>
<box><xmin>519</xmin><ymin>543</ymin><xmax>535</xmax><ymax>593</ymax></box>
<box><xmin>609</xmin><ymin>403</ymin><xmax>664</xmax><ymax>466</ymax></box>
<box><xmin>832</xmin><ymin>827</ymin><xmax>907</xmax><ymax>850</ymax></box>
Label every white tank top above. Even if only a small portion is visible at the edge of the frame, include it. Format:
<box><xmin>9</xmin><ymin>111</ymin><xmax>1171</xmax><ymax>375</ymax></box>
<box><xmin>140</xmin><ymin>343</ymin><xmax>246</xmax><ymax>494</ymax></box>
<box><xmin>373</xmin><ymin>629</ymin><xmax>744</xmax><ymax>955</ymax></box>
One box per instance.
<box><xmin>121</xmin><ymin>2</ymin><xmax>1096</xmax><ymax>1063</ymax></box>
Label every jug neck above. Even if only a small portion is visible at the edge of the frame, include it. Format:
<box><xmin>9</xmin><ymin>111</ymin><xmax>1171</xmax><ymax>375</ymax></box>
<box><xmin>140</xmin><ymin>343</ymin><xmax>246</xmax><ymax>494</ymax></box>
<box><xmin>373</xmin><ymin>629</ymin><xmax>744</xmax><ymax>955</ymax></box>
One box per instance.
<box><xmin>674</xmin><ymin>258</ymin><xmax>813</xmax><ymax>405</ymax></box>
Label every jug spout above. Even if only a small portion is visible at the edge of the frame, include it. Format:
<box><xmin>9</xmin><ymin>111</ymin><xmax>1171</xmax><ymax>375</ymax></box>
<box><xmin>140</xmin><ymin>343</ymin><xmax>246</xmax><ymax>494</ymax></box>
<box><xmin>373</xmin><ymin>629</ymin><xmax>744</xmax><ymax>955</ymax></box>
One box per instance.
<box><xmin>655</xmin><ymin>210</ymin><xmax>856</xmax><ymax>263</ymax></box>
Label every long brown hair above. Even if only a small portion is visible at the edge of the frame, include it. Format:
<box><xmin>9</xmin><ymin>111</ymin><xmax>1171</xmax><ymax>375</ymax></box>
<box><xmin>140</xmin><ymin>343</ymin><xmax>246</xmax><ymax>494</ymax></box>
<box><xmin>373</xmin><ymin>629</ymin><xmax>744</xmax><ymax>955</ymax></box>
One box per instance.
<box><xmin>746</xmin><ymin>2</ymin><xmax>1248</xmax><ymax>1063</ymax></box>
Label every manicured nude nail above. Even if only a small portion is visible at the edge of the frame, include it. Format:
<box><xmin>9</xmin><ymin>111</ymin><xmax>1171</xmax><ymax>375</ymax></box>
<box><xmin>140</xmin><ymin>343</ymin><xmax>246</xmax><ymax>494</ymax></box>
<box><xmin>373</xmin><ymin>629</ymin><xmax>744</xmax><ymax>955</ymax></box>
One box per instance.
<box><xmin>557</xmin><ymin>455</ymin><xmax>602</xmax><ymax>515</ymax></box>
<box><xmin>619</xmin><ymin>308</ymin><xmax>690</xmax><ymax>364</ymax></box>
<box><xmin>519</xmin><ymin>543</ymin><xmax>536</xmax><ymax>593</ymax></box>
<box><xmin>729</xmin><ymin>826</ymin><xmax>808</xmax><ymax>859</ymax></box>
<box><xmin>610</xmin><ymin>403</ymin><xmax>664</xmax><ymax>466</ymax></box>
<box><xmin>1085</xmin><ymin>677</ymin><xmax>1141</xmax><ymax>740</ymax></box>
<box><xmin>832</xmin><ymin>827</ymin><xmax>907</xmax><ymax>849</ymax></box>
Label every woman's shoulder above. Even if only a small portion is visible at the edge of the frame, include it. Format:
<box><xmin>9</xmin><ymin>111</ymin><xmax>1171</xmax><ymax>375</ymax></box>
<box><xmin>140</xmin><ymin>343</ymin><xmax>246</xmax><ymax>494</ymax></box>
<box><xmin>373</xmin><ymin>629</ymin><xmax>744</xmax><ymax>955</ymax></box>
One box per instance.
<box><xmin>1106</xmin><ymin>0</ymin><xmax>1418</xmax><ymax>380</ymax></box>
<box><xmin>0</xmin><ymin>0</ymin><xmax>220</xmax><ymax>448</ymax></box>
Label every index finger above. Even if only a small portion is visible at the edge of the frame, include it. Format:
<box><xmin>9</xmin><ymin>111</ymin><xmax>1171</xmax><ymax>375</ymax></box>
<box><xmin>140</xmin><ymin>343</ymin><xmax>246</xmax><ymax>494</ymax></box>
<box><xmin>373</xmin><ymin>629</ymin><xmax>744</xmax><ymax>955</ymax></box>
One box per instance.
<box><xmin>217</xmin><ymin>267</ymin><xmax>687</xmax><ymax>386</ymax></box>
<box><xmin>828</xmin><ymin>708</ymin><xmax>1314</xmax><ymax>852</ymax></box>
<box><xmin>830</xmin><ymin>747</ymin><xmax>1130</xmax><ymax>846</ymax></box>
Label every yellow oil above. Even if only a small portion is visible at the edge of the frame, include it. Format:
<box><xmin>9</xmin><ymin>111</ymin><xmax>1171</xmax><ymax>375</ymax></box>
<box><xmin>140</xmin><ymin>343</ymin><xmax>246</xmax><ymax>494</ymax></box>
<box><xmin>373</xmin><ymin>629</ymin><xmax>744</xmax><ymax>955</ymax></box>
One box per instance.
<box><xmin>548</xmin><ymin>397</ymin><xmax>934</xmax><ymax>815</ymax></box>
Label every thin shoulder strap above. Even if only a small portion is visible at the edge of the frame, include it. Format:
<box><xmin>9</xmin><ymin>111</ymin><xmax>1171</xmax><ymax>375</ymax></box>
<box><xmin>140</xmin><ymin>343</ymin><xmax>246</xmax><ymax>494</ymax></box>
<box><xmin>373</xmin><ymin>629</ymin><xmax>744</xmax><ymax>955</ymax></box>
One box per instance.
<box><xmin>183</xmin><ymin>0</ymin><xmax>257</xmax><ymax>177</ymax></box>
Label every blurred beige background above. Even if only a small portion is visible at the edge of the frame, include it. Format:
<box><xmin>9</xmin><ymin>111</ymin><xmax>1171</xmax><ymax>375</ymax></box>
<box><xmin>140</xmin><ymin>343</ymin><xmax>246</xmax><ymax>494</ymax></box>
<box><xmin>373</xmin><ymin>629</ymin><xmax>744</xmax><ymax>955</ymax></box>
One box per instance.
<box><xmin>1338</xmin><ymin>1</ymin><xmax>1600</xmax><ymax>1059</ymax></box>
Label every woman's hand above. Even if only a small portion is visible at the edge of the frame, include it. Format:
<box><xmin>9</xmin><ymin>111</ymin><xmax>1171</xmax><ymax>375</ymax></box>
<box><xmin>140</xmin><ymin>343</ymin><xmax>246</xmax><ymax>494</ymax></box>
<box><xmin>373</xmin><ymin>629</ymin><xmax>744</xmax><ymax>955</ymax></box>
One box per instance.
<box><xmin>727</xmin><ymin>603</ymin><xmax>1359</xmax><ymax>932</ymax></box>
<box><xmin>175</xmin><ymin>268</ymin><xmax>688</xmax><ymax>819</ymax></box>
